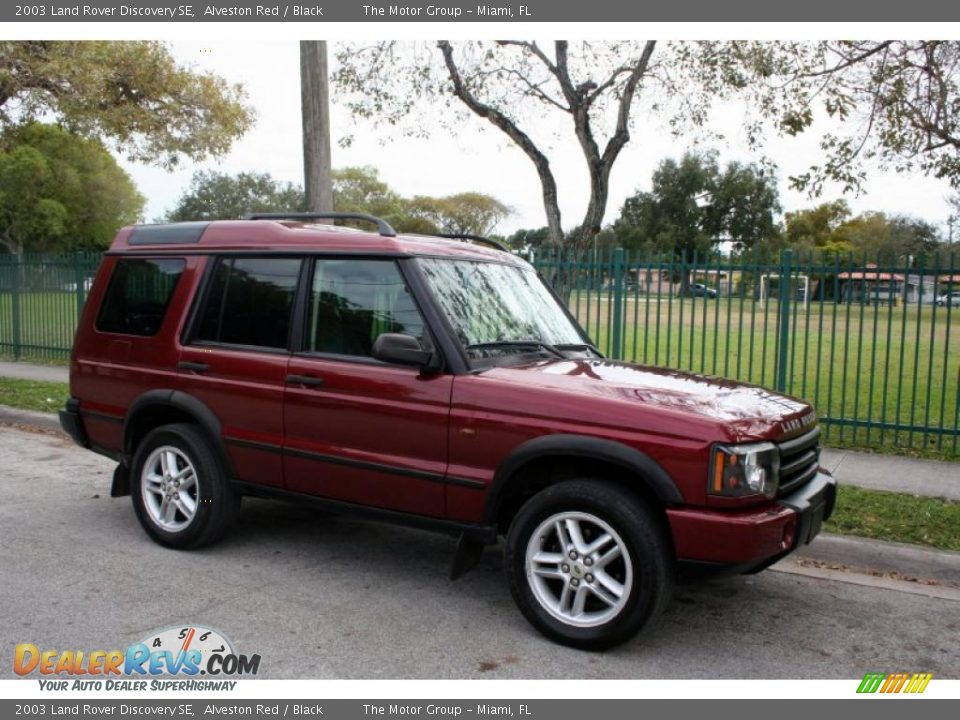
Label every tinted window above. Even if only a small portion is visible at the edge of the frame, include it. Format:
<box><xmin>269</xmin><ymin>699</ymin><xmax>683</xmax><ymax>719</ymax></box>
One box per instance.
<box><xmin>96</xmin><ymin>258</ymin><xmax>185</xmax><ymax>337</ymax></box>
<box><xmin>195</xmin><ymin>257</ymin><xmax>302</xmax><ymax>349</ymax></box>
<box><xmin>307</xmin><ymin>260</ymin><xmax>424</xmax><ymax>357</ymax></box>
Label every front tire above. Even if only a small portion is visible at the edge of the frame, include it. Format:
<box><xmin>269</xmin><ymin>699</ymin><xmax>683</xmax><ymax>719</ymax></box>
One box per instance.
<box><xmin>130</xmin><ymin>423</ymin><xmax>239</xmax><ymax>549</ymax></box>
<box><xmin>505</xmin><ymin>479</ymin><xmax>673</xmax><ymax>650</ymax></box>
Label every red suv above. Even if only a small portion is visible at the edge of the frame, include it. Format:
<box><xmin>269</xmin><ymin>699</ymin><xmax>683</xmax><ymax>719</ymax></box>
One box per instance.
<box><xmin>60</xmin><ymin>213</ymin><xmax>835</xmax><ymax>649</ymax></box>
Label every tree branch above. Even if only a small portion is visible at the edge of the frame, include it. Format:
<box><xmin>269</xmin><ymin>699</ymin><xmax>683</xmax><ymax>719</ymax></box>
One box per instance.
<box><xmin>438</xmin><ymin>40</ymin><xmax>564</xmax><ymax>244</ymax></box>
<box><xmin>803</xmin><ymin>41</ymin><xmax>894</xmax><ymax>78</ymax></box>
<box><xmin>601</xmin><ymin>40</ymin><xmax>656</xmax><ymax>170</ymax></box>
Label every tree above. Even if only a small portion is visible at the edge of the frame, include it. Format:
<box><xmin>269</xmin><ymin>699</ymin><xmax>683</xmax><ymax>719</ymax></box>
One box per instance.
<box><xmin>165</xmin><ymin>171</ymin><xmax>305</xmax><ymax>222</ymax></box>
<box><xmin>506</xmin><ymin>226</ymin><xmax>551</xmax><ymax>254</ymax></box>
<box><xmin>334</xmin><ymin>40</ymin><xmax>658</xmax><ymax>250</ymax></box>
<box><xmin>407</xmin><ymin>192</ymin><xmax>511</xmax><ymax>236</ymax></box>
<box><xmin>335</xmin><ymin>40</ymin><xmax>960</xmax><ymax>252</ymax></box>
<box><xmin>710</xmin><ymin>160</ymin><xmax>782</xmax><ymax>252</ymax></box>
<box><xmin>688</xmin><ymin>41</ymin><xmax>960</xmax><ymax>193</ymax></box>
<box><xmin>836</xmin><ymin>212</ymin><xmax>941</xmax><ymax>263</ymax></box>
<box><xmin>0</xmin><ymin>123</ymin><xmax>144</xmax><ymax>254</ymax></box>
<box><xmin>613</xmin><ymin>151</ymin><xmax>781</xmax><ymax>258</ymax></box>
<box><xmin>783</xmin><ymin>200</ymin><xmax>853</xmax><ymax>254</ymax></box>
<box><xmin>164</xmin><ymin>165</ymin><xmax>509</xmax><ymax>237</ymax></box>
<box><xmin>615</xmin><ymin>153</ymin><xmax>717</xmax><ymax>259</ymax></box>
<box><xmin>0</xmin><ymin>41</ymin><xmax>253</xmax><ymax>168</ymax></box>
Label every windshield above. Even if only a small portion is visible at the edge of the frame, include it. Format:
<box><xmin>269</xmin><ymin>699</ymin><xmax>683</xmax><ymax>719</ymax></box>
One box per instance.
<box><xmin>417</xmin><ymin>258</ymin><xmax>587</xmax><ymax>364</ymax></box>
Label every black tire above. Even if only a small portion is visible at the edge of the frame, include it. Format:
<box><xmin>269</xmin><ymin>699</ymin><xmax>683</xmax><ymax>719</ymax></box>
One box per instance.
<box><xmin>130</xmin><ymin>423</ymin><xmax>239</xmax><ymax>549</ymax></box>
<box><xmin>505</xmin><ymin>479</ymin><xmax>673</xmax><ymax>650</ymax></box>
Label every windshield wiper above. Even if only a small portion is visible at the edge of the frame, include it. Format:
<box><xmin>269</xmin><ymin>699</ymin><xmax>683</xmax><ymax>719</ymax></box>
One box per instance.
<box><xmin>554</xmin><ymin>342</ymin><xmax>603</xmax><ymax>357</ymax></box>
<box><xmin>465</xmin><ymin>341</ymin><xmax>566</xmax><ymax>360</ymax></box>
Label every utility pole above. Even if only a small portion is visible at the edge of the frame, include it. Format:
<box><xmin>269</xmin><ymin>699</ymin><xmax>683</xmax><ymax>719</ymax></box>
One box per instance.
<box><xmin>300</xmin><ymin>40</ymin><xmax>333</xmax><ymax>212</ymax></box>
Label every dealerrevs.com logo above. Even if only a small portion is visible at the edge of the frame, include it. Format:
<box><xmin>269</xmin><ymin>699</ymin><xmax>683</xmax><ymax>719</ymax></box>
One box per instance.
<box><xmin>15</xmin><ymin>625</ymin><xmax>260</xmax><ymax>691</ymax></box>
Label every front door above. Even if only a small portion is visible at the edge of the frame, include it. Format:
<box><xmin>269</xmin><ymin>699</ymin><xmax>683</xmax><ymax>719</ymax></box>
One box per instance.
<box><xmin>283</xmin><ymin>258</ymin><xmax>451</xmax><ymax>517</ymax></box>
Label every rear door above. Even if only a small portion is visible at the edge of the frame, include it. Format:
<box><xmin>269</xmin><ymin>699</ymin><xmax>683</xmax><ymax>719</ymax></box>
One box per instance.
<box><xmin>282</xmin><ymin>257</ymin><xmax>452</xmax><ymax>517</ymax></box>
<box><xmin>177</xmin><ymin>255</ymin><xmax>303</xmax><ymax>489</ymax></box>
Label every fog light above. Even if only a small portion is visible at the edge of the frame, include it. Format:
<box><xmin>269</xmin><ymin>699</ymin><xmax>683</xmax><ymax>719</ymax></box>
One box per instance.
<box><xmin>781</xmin><ymin>517</ymin><xmax>796</xmax><ymax>549</ymax></box>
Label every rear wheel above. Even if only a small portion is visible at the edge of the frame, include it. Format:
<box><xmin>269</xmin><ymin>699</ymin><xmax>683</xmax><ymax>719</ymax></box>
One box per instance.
<box><xmin>505</xmin><ymin>479</ymin><xmax>673</xmax><ymax>650</ymax></box>
<box><xmin>130</xmin><ymin>423</ymin><xmax>239</xmax><ymax>549</ymax></box>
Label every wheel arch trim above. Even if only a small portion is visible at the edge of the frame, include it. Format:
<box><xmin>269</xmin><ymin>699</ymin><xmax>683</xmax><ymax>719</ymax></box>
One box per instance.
<box><xmin>123</xmin><ymin>389</ymin><xmax>234</xmax><ymax>477</ymax></box>
<box><xmin>485</xmin><ymin>434</ymin><xmax>683</xmax><ymax>523</ymax></box>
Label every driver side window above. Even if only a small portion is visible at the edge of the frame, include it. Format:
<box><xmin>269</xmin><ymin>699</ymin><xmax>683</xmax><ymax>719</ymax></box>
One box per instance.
<box><xmin>306</xmin><ymin>259</ymin><xmax>425</xmax><ymax>357</ymax></box>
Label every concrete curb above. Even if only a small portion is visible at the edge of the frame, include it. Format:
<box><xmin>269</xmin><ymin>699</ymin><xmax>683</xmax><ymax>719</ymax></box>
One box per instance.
<box><xmin>0</xmin><ymin>405</ymin><xmax>64</xmax><ymax>434</ymax></box>
<box><xmin>795</xmin><ymin>532</ymin><xmax>960</xmax><ymax>587</ymax></box>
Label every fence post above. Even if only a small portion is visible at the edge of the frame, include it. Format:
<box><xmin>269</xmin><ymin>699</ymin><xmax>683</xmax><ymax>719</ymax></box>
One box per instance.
<box><xmin>611</xmin><ymin>247</ymin><xmax>625</xmax><ymax>360</ymax></box>
<box><xmin>73</xmin><ymin>252</ymin><xmax>86</xmax><ymax>320</ymax></box>
<box><xmin>11</xmin><ymin>254</ymin><xmax>22</xmax><ymax>360</ymax></box>
<box><xmin>776</xmin><ymin>250</ymin><xmax>793</xmax><ymax>392</ymax></box>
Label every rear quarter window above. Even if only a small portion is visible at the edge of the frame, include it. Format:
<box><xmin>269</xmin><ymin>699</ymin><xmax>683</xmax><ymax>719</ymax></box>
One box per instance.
<box><xmin>96</xmin><ymin>258</ymin><xmax>185</xmax><ymax>337</ymax></box>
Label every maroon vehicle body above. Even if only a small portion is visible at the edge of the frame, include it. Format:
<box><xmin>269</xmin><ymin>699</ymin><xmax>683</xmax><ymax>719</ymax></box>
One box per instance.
<box><xmin>62</xmin><ymin>218</ymin><xmax>835</xmax><ymax>590</ymax></box>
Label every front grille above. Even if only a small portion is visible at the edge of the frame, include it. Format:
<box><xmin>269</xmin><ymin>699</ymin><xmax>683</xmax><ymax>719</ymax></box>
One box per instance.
<box><xmin>777</xmin><ymin>426</ymin><xmax>821</xmax><ymax>496</ymax></box>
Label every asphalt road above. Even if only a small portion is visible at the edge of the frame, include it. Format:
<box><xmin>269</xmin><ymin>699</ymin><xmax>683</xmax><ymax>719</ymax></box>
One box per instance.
<box><xmin>1</xmin><ymin>427</ymin><xmax>957</xmax><ymax>679</ymax></box>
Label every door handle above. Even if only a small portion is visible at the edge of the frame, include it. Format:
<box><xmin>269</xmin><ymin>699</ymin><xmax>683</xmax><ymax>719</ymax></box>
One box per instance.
<box><xmin>286</xmin><ymin>374</ymin><xmax>326</xmax><ymax>387</ymax></box>
<box><xmin>178</xmin><ymin>361</ymin><xmax>209</xmax><ymax>373</ymax></box>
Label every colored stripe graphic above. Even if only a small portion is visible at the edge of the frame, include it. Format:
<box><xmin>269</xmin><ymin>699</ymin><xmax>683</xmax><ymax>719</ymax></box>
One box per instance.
<box><xmin>857</xmin><ymin>672</ymin><xmax>932</xmax><ymax>694</ymax></box>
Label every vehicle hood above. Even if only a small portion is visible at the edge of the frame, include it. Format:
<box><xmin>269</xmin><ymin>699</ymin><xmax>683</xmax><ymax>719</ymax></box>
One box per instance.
<box><xmin>480</xmin><ymin>358</ymin><xmax>815</xmax><ymax>441</ymax></box>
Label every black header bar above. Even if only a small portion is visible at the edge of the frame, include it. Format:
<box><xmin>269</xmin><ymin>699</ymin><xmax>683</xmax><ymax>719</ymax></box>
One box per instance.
<box><xmin>4</xmin><ymin>0</ymin><xmax>960</xmax><ymax>22</ymax></box>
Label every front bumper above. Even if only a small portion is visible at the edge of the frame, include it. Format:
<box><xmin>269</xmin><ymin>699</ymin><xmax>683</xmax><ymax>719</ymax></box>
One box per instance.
<box><xmin>667</xmin><ymin>470</ymin><xmax>837</xmax><ymax>569</ymax></box>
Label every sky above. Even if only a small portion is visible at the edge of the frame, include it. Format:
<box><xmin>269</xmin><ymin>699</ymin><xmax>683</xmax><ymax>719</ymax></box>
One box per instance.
<box><xmin>123</xmin><ymin>40</ymin><xmax>958</xmax><ymax>238</ymax></box>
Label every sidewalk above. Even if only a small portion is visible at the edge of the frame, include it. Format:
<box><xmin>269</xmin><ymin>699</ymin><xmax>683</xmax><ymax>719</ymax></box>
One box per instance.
<box><xmin>0</xmin><ymin>359</ymin><xmax>957</xmax><ymax>499</ymax></box>
<box><xmin>820</xmin><ymin>448</ymin><xmax>960</xmax><ymax>501</ymax></box>
<box><xmin>0</xmin><ymin>360</ymin><xmax>68</xmax><ymax>383</ymax></box>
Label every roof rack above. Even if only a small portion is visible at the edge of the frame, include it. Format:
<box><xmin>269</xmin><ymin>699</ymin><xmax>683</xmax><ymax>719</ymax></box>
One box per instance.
<box><xmin>243</xmin><ymin>212</ymin><xmax>397</xmax><ymax>238</ymax></box>
<box><xmin>437</xmin><ymin>233</ymin><xmax>509</xmax><ymax>252</ymax></box>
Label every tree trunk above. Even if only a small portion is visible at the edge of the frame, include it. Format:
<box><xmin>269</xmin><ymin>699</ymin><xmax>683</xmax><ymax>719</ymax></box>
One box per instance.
<box><xmin>439</xmin><ymin>41</ymin><xmax>565</xmax><ymax>248</ymax></box>
<box><xmin>300</xmin><ymin>41</ymin><xmax>334</xmax><ymax>213</ymax></box>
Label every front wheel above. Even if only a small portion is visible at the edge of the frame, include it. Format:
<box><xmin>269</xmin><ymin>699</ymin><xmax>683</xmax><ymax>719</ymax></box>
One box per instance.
<box><xmin>505</xmin><ymin>480</ymin><xmax>673</xmax><ymax>650</ymax></box>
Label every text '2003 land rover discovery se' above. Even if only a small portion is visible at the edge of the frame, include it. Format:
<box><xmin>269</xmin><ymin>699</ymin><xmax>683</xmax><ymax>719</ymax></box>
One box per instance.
<box><xmin>61</xmin><ymin>213</ymin><xmax>836</xmax><ymax>649</ymax></box>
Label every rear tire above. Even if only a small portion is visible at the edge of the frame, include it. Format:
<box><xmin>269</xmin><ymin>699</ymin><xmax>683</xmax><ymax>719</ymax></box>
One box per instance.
<box><xmin>505</xmin><ymin>479</ymin><xmax>673</xmax><ymax>650</ymax></box>
<box><xmin>130</xmin><ymin>423</ymin><xmax>239</xmax><ymax>549</ymax></box>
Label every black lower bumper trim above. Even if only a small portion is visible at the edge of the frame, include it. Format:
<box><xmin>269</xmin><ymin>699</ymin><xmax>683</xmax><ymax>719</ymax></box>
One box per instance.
<box><xmin>58</xmin><ymin>398</ymin><xmax>89</xmax><ymax>449</ymax></box>
<box><xmin>778</xmin><ymin>470</ymin><xmax>838</xmax><ymax>548</ymax></box>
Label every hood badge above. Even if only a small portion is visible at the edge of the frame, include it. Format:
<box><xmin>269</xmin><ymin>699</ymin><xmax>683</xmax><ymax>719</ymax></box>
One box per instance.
<box><xmin>781</xmin><ymin>411</ymin><xmax>817</xmax><ymax>435</ymax></box>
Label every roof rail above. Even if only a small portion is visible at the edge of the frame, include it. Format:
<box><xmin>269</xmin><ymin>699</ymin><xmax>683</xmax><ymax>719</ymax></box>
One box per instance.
<box><xmin>243</xmin><ymin>212</ymin><xmax>397</xmax><ymax>238</ymax></box>
<box><xmin>437</xmin><ymin>233</ymin><xmax>509</xmax><ymax>252</ymax></box>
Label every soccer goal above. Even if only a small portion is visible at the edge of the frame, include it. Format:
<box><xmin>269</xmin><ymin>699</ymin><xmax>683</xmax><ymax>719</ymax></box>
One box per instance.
<box><xmin>759</xmin><ymin>273</ymin><xmax>810</xmax><ymax>308</ymax></box>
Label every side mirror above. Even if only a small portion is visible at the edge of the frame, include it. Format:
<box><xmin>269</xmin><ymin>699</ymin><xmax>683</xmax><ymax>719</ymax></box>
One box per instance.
<box><xmin>372</xmin><ymin>333</ymin><xmax>439</xmax><ymax>370</ymax></box>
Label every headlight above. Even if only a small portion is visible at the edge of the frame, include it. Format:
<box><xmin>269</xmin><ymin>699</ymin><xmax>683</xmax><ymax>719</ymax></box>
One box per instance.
<box><xmin>709</xmin><ymin>442</ymin><xmax>779</xmax><ymax>498</ymax></box>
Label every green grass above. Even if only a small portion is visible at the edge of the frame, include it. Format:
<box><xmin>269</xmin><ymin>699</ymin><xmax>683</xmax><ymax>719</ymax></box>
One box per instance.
<box><xmin>0</xmin><ymin>291</ymin><xmax>81</xmax><ymax>364</ymax></box>
<box><xmin>825</xmin><ymin>485</ymin><xmax>960</xmax><ymax>552</ymax></box>
<box><xmin>0</xmin><ymin>377</ymin><xmax>69</xmax><ymax>413</ymax></box>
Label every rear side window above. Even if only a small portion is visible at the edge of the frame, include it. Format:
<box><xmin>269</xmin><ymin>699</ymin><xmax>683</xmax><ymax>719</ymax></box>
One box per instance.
<box><xmin>96</xmin><ymin>258</ymin><xmax>185</xmax><ymax>337</ymax></box>
<box><xmin>194</xmin><ymin>257</ymin><xmax>302</xmax><ymax>350</ymax></box>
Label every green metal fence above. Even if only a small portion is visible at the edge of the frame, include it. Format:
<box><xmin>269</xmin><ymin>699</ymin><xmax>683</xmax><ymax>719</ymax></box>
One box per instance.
<box><xmin>533</xmin><ymin>248</ymin><xmax>960</xmax><ymax>458</ymax></box>
<box><xmin>0</xmin><ymin>253</ymin><xmax>102</xmax><ymax>363</ymax></box>
<box><xmin>1</xmin><ymin>249</ymin><xmax>958</xmax><ymax>457</ymax></box>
